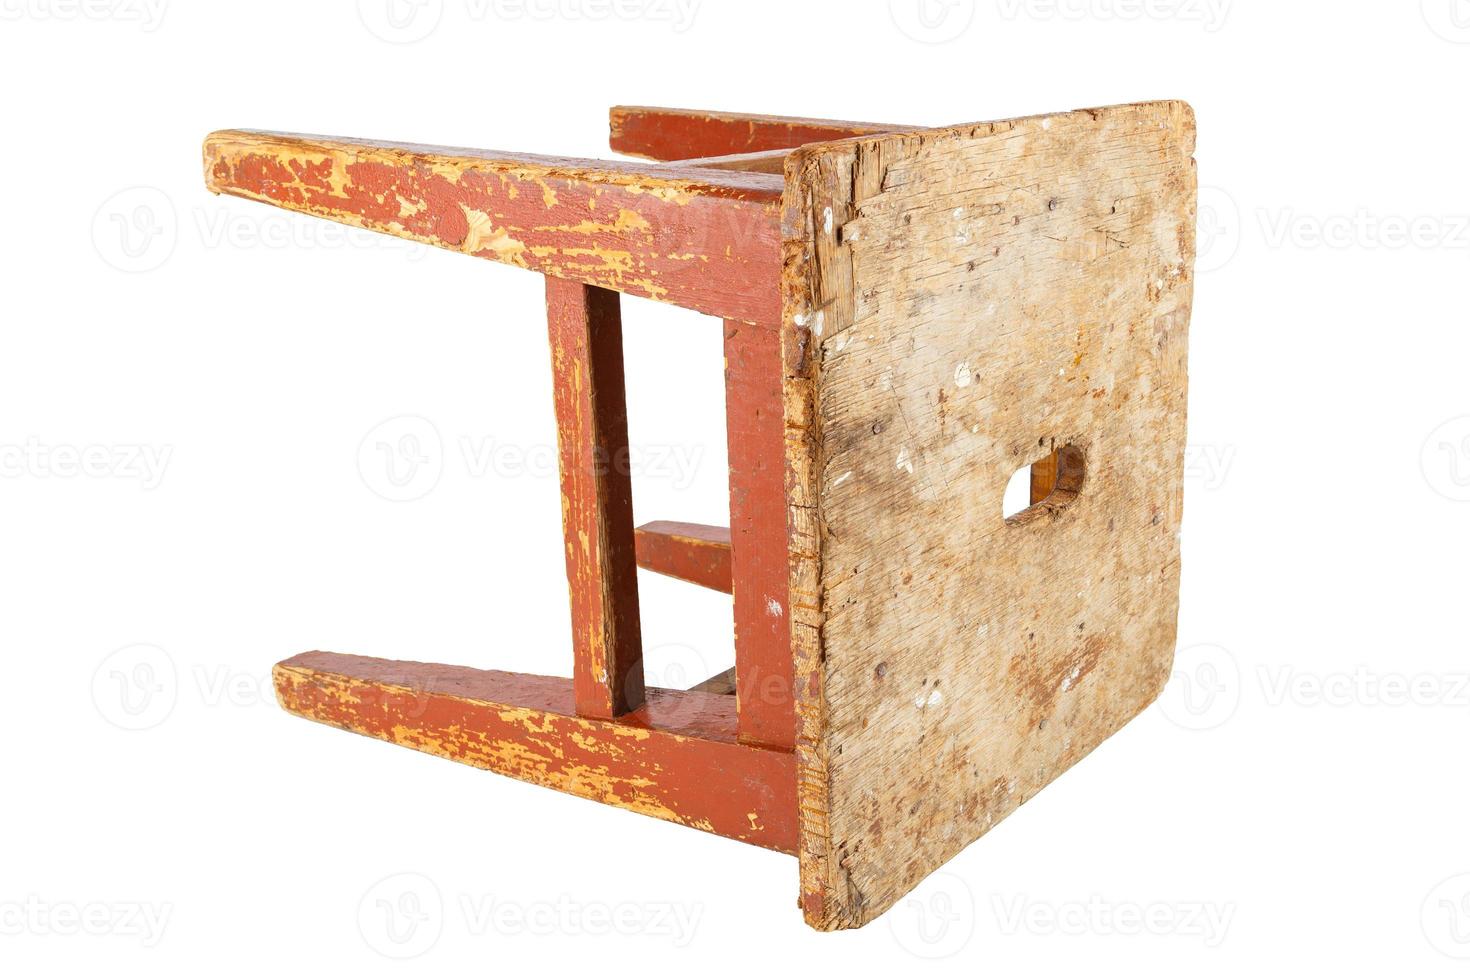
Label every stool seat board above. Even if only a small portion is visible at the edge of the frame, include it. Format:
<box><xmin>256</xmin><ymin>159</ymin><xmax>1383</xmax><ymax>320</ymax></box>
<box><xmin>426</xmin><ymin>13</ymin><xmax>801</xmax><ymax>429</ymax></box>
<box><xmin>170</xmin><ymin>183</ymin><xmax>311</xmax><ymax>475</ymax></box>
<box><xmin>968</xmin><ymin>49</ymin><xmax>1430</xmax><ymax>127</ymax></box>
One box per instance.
<box><xmin>780</xmin><ymin>102</ymin><xmax>1197</xmax><ymax>929</ymax></box>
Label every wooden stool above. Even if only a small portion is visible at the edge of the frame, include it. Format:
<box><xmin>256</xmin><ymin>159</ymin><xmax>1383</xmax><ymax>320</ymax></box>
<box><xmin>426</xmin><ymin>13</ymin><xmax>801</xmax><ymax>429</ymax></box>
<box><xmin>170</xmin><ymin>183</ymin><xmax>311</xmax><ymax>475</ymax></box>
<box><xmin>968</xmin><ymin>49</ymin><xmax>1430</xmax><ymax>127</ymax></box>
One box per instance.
<box><xmin>203</xmin><ymin>101</ymin><xmax>1197</xmax><ymax>930</ymax></box>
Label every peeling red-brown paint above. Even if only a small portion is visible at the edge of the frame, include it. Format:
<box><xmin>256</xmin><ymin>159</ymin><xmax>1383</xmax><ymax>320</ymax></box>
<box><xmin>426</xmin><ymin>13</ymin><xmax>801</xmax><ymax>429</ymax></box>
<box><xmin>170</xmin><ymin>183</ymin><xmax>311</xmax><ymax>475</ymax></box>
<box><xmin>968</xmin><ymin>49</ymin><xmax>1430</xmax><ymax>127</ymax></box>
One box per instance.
<box><xmin>274</xmin><ymin>651</ymin><xmax>798</xmax><ymax>853</ymax></box>
<box><xmin>202</xmin><ymin>129</ymin><xmax>782</xmax><ymax>322</ymax></box>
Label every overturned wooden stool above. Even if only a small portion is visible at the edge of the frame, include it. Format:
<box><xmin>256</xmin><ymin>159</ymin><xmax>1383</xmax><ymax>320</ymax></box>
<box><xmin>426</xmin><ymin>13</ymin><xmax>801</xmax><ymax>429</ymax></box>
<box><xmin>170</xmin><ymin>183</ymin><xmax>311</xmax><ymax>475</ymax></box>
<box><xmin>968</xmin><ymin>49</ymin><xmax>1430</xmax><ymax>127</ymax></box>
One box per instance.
<box><xmin>203</xmin><ymin>101</ymin><xmax>1197</xmax><ymax>930</ymax></box>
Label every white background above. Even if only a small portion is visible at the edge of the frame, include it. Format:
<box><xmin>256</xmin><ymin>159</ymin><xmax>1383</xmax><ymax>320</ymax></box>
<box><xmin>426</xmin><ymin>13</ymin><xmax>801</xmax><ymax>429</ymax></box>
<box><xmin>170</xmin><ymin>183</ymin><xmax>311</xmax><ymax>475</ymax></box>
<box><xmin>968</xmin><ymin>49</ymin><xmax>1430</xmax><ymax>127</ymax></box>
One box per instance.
<box><xmin>2</xmin><ymin>0</ymin><xmax>1468</xmax><ymax>973</ymax></box>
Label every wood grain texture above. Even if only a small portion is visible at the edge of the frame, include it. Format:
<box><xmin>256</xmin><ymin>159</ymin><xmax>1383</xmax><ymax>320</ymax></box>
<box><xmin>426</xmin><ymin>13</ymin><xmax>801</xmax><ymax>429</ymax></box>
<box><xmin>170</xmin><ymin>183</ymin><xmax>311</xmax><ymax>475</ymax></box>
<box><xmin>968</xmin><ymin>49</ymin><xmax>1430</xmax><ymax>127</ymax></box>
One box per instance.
<box><xmin>610</xmin><ymin>106</ymin><xmax>914</xmax><ymax>161</ymax></box>
<box><xmin>780</xmin><ymin>102</ymin><xmax>1197</xmax><ymax>928</ymax></box>
<box><xmin>1029</xmin><ymin>450</ymin><xmax>1060</xmax><ymax>506</ymax></box>
<box><xmin>634</xmin><ymin>520</ymin><xmax>733</xmax><ymax>593</ymax></box>
<box><xmin>546</xmin><ymin>278</ymin><xmax>645</xmax><ymax>719</ymax></box>
<box><xmin>203</xmin><ymin>129</ymin><xmax>782</xmax><ymax>322</ymax></box>
<box><xmin>275</xmin><ymin>652</ymin><xmax>797</xmax><ymax>852</ymax></box>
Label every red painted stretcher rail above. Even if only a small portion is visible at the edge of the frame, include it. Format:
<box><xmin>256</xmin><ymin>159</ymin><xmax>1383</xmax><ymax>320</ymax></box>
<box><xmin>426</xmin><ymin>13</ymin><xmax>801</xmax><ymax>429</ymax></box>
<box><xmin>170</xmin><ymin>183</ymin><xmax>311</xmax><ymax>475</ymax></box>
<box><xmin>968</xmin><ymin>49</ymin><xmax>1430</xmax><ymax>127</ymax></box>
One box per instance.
<box><xmin>634</xmin><ymin>521</ymin><xmax>733</xmax><ymax>593</ymax></box>
<box><xmin>275</xmin><ymin>651</ymin><xmax>798</xmax><ymax>852</ymax></box>
<box><xmin>610</xmin><ymin>105</ymin><xmax>915</xmax><ymax>160</ymax></box>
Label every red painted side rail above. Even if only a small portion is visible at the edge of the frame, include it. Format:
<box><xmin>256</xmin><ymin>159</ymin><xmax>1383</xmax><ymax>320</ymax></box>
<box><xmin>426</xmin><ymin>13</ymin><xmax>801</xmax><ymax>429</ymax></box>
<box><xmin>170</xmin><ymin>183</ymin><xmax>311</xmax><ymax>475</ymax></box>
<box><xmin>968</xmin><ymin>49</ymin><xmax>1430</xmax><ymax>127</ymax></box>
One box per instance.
<box><xmin>546</xmin><ymin>278</ymin><xmax>645</xmax><ymax>719</ymax></box>
<box><xmin>275</xmin><ymin>652</ymin><xmax>798</xmax><ymax>853</ymax></box>
<box><xmin>610</xmin><ymin>106</ymin><xmax>916</xmax><ymax>161</ymax></box>
<box><xmin>202</xmin><ymin>129</ymin><xmax>782</xmax><ymax>323</ymax></box>
<box><xmin>634</xmin><ymin>520</ymin><xmax>733</xmax><ymax>593</ymax></box>
<box><xmin>724</xmin><ymin>320</ymin><xmax>796</xmax><ymax>749</ymax></box>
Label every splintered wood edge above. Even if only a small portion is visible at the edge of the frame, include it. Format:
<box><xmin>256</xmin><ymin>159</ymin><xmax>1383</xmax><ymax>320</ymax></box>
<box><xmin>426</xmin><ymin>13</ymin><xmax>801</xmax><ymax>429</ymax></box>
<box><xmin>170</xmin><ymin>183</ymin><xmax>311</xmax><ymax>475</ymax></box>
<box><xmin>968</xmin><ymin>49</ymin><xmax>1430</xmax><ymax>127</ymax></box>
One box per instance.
<box><xmin>780</xmin><ymin>101</ymin><xmax>1198</xmax><ymax>930</ymax></box>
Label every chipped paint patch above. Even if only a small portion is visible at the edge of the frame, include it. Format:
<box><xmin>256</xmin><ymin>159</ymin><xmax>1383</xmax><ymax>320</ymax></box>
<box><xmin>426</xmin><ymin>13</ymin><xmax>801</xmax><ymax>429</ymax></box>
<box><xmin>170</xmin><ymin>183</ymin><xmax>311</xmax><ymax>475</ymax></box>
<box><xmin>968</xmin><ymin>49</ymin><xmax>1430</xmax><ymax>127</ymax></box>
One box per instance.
<box><xmin>461</xmin><ymin>207</ymin><xmax>527</xmax><ymax>261</ymax></box>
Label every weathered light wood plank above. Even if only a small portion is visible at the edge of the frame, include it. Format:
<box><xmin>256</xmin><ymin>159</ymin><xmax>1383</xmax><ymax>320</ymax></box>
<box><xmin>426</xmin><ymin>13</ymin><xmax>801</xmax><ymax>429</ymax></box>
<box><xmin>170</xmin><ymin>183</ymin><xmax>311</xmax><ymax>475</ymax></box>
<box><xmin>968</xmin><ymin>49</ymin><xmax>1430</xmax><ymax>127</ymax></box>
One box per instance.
<box><xmin>781</xmin><ymin>102</ymin><xmax>1197</xmax><ymax>928</ymax></box>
